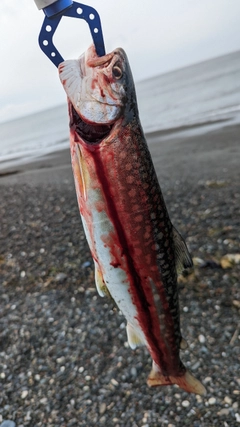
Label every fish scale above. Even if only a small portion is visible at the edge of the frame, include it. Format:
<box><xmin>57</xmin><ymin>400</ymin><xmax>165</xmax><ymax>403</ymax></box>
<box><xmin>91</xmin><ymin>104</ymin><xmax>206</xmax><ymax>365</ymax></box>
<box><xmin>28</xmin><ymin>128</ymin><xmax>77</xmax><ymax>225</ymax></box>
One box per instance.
<box><xmin>90</xmin><ymin>131</ymin><xmax>179</xmax><ymax>371</ymax></box>
<box><xmin>59</xmin><ymin>44</ymin><xmax>206</xmax><ymax>395</ymax></box>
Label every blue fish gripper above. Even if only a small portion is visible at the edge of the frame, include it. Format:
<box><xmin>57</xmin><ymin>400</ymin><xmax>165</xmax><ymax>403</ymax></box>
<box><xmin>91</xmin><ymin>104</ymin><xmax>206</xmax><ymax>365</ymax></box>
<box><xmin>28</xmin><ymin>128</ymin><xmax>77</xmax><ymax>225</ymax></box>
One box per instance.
<box><xmin>35</xmin><ymin>0</ymin><xmax>105</xmax><ymax>67</ymax></box>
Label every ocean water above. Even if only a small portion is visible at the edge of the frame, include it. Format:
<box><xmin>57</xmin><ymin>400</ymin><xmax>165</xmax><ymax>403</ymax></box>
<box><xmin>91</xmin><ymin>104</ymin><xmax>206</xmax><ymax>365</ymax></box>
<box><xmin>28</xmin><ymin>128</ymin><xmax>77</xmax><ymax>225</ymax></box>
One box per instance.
<box><xmin>0</xmin><ymin>50</ymin><xmax>240</xmax><ymax>169</ymax></box>
<box><xmin>137</xmin><ymin>50</ymin><xmax>240</xmax><ymax>134</ymax></box>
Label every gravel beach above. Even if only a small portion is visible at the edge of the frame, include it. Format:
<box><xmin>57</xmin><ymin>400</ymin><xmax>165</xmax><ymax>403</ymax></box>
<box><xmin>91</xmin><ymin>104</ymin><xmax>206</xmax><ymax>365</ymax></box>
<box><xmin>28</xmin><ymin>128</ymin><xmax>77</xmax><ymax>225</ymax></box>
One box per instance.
<box><xmin>0</xmin><ymin>124</ymin><xmax>240</xmax><ymax>426</ymax></box>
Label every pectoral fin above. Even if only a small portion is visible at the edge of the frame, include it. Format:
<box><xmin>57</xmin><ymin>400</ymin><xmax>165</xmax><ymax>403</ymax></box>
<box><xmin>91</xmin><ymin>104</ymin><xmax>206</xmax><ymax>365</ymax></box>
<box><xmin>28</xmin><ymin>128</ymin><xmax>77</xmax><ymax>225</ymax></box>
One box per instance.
<box><xmin>94</xmin><ymin>262</ymin><xmax>110</xmax><ymax>297</ymax></box>
<box><xmin>74</xmin><ymin>144</ymin><xmax>89</xmax><ymax>201</ymax></box>
<box><xmin>126</xmin><ymin>323</ymin><xmax>145</xmax><ymax>349</ymax></box>
<box><xmin>172</xmin><ymin>226</ymin><xmax>193</xmax><ymax>274</ymax></box>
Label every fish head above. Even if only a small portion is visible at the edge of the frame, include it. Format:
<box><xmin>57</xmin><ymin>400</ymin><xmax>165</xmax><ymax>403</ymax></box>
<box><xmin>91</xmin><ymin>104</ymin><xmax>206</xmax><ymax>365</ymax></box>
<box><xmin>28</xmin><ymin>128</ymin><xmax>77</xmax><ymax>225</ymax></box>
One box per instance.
<box><xmin>58</xmin><ymin>45</ymin><xmax>137</xmax><ymax>144</ymax></box>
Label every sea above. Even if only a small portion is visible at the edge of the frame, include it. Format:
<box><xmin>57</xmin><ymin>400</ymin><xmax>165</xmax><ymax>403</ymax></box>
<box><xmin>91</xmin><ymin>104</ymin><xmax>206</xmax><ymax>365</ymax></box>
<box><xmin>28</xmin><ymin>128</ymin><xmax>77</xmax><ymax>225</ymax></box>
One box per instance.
<box><xmin>0</xmin><ymin>50</ymin><xmax>240</xmax><ymax>171</ymax></box>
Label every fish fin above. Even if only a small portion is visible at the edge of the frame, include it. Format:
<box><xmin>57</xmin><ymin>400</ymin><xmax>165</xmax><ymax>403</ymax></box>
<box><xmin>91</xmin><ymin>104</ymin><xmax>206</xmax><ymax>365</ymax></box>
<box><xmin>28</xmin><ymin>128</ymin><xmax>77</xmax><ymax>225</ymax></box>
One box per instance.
<box><xmin>94</xmin><ymin>263</ymin><xmax>109</xmax><ymax>297</ymax></box>
<box><xmin>180</xmin><ymin>337</ymin><xmax>188</xmax><ymax>350</ymax></box>
<box><xmin>126</xmin><ymin>323</ymin><xmax>145</xmax><ymax>349</ymax></box>
<box><xmin>58</xmin><ymin>59</ymin><xmax>81</xmax><ymax>109</ymax></box>
<box><xmin>172</xmin><ymin>226</ymin><xmax>193</xmax><ymax>274</ymax></box>
<box><xmin>147</xmin><ymin>362</ymin><xmax>206</xmax><ymax>395</ymax></box>
<box><xmin>72</xmin><ymin>145</ymin><xmax>87</xmax><ymax>201</ymax></box>
<box><xmin>174</xmin><ymin>370</ymin><xmax>207</xmax><ymax>395</ymax></box>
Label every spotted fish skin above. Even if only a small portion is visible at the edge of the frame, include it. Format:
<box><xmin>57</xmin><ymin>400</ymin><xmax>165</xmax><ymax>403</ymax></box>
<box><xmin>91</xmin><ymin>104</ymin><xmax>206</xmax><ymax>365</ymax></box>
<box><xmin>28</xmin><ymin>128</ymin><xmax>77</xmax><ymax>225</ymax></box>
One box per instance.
<box><xmin>59</xmin><ymin>45</ymin><xmax>206</xmax><ymax>395</ymax></box>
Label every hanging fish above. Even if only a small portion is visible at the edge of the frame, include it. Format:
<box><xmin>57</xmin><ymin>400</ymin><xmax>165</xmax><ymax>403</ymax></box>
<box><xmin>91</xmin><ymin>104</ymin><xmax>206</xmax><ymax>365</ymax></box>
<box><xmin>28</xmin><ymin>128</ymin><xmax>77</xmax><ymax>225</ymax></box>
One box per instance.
<box><xmin>58</xmin><ymin>45</ymin><xmax>206</xmax><ymax>395</ymax></box>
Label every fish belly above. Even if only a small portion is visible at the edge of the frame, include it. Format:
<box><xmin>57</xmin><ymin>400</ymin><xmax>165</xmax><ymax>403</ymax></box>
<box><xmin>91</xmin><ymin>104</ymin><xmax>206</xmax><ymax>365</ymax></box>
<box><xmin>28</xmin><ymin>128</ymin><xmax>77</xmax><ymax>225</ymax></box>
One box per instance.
<box><xmin>79</xmin><ymin>186</ymin><xmax>144</xmax><ymax>340</ymax></box>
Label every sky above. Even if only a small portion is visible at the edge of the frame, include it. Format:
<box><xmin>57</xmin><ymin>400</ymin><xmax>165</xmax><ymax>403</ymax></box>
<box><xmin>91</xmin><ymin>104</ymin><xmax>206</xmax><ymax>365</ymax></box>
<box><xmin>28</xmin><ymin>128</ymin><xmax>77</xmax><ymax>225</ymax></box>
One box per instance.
<box><xmin>0</xmin><ymin>0</ymin><xmax>240</xmax><ymax>123</ymax></box>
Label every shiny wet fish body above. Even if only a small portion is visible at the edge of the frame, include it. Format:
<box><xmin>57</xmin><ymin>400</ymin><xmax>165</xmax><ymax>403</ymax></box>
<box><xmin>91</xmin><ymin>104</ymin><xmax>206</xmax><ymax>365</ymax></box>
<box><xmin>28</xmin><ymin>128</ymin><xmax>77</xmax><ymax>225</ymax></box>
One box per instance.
<box><xmin>59</xmin><ymin>45</ymin><xmax>206</xmax><ymax>395</ymax></box>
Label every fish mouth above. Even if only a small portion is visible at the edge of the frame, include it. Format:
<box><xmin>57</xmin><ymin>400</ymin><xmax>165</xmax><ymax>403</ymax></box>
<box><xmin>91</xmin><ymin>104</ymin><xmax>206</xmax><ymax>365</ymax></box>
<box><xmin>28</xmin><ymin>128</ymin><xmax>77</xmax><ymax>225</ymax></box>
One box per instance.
<box><xmin>71</xmin><ymin>104</ymin><xmax>113</xmax><ymax>144</ymax></box>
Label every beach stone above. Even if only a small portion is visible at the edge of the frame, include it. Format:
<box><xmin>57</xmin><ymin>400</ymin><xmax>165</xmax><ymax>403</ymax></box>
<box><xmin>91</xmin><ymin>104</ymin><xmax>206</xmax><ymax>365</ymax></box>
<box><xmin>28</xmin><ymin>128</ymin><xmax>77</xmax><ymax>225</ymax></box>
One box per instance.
<box><xmin>221</xmin><ymin>253</ymin><xmax>240</xmax><ymax>268</ymax></box>
<box><xmin>82</xmin><ymin>261</ymin><xmax>91</xmax><ymax>268</ymax></box>
<box><xmin>1</xmin><ymin>133</ymin><xmax>240</xmax><ymax>426</ymax></box>
<box><xmin>0</xmin><ymin>422</ymin><xmax>16</xmax><ymax>427</ymax></box>
<box><xmin>191</xmin><ymin>360</ymin><xmax>200</xmax><ymax>370</ymax></box>
<box><xmin>235</xmin><ymin>413</ymin><xmax>240</xmax><ymax>423</ymax></box>
<box><xmin>130</xmin><ymin>367</ymin><xmax>137</xmax><ymax>377</ymax></box>
<box><xmin>99</xmin><ymin>403</ymin><xmax>106</xmax><ymax>414</ymax></box>
<box><xmin>198</xmin><ymin>334</ymin><xmax>206</xmax><ymax>343</ymax></box>
<box><xmin>217</xmin><ymin>408</ymin><xmax>229</xmax><ymax>416</ymax></box>
<box><xmin>193</xmin><ymin>257</ymin><xmax>205</xmax><ymax>267</ymax></box>
<box><xmin>224</xmin><ymin>396</ymin><xmax>232</xmax><ymax>405</ymax></box>
<box><xmin>55</xmin><ymin>272</ymin><xmax>67</xmax><ymax>282</ymax></box>
<box><xmin>21</xmin><ymin>390</ymin><xmax>28</xmax><ymax>399</ymax></box>
<box><xmin>208</xmin><ymin>397</ymin><xmax>216</xmax><ymax>405</ymax></box>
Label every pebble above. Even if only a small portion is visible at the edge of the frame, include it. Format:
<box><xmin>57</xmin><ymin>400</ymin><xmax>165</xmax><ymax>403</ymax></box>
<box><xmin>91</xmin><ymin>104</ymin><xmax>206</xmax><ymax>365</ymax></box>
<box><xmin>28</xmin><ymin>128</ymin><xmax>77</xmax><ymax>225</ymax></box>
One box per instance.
<box><xmin>82</xmin><ymin>261</ymin><xmax>91</xmax><ymax>268</ymax></box>
<box><xmin>0</xmin><ymin>422</ymin><xmax>16</xmax><ymax>427</ymax></box>
<box><xmin>208</xmin><ymin>397</ymin><xmax>216</xmax><ymax>405</ymax></box>
<box><xmin>130</xmin><ymin>367</ymin><xmax>137</xmax><ymax>377</ymax></box>
<box><xmin>99</xmin><ymin>403</ymin><xmax>106</xmax><ymax>415</ymax></box>
<box><xmin>198</xmin><ymin>334</ymin><xmax>206</xmax><ymax>343</ymax></box>
<box><xmin>193</xmin><ymin>257</ymin><xmax>205</xmax><ymax>267</ymax></box>
<box><xmin>55</xmin><ymin>272</ymin><xmax>67</xmax><ymax>282</ymax></box>
<box><xmin>24</xmin><ymin>411</ymin><xmax>31</xmax><ymax>421</ymax></box>
<box><xmin>218</xmin><ymin>408</ymin><xmax>230</xmax><ymax>416</ymax></box>
<box><xmin>191</xmin><ymin>361</ymin><xmax>200</xmax><ymax>370</ymax></box>
<box><xmin>21</xmin><ymin>390</ymin><xmax>28</xmax><ymax>399</ymax></box>
<box><xmin>224</xmin><ymin>396</ymin><xmax>232</xmax><ymax>405</ymax></box>
<box><xmin>1</xmin><ymin>176</ymin><xmax>239</xmax><ymax>426</ymax></box>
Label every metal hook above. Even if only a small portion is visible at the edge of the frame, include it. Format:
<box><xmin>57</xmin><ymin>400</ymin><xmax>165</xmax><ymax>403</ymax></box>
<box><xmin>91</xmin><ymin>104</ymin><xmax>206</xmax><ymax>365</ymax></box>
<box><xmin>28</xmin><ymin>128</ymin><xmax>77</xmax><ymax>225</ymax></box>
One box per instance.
<box><xmin>38</xmin><ymin>1</ymin><xmax>105</xmax><ymax>67</ymax></box>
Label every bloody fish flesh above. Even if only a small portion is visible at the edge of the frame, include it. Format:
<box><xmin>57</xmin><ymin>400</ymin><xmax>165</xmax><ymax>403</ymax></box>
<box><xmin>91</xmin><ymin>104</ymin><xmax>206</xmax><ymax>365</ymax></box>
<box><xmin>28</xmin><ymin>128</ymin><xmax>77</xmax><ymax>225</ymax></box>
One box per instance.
<box><xmin>58</xmin><ymin>45</ymin><xmax>206</xmax><ymax>395</ymax></box>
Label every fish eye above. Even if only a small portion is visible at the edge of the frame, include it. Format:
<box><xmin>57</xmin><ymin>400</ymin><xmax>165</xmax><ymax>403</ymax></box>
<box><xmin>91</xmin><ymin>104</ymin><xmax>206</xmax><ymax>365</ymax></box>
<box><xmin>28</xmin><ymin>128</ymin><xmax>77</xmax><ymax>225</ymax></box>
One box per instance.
<box><xmin>112</xmin><ymin>63</ymin><xmax>122</xmax><ymax>79</ymax></box>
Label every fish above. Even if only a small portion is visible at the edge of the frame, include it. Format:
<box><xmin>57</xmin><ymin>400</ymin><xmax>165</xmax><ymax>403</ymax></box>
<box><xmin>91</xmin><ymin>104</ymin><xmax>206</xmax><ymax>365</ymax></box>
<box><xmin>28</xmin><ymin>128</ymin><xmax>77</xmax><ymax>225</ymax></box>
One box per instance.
<box><xmin>58</xmin><ymin>45</ymin><xmax>206</xmax><ymax>395</ymax></box>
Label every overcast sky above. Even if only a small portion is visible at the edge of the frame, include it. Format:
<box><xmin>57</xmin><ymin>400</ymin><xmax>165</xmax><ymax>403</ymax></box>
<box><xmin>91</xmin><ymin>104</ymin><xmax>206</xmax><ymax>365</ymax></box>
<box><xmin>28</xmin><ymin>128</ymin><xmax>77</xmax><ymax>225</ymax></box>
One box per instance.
<box><xmin>0</xmin><ymin>0</ymin><xmax>240</xmax><ymax>123</ymax></box>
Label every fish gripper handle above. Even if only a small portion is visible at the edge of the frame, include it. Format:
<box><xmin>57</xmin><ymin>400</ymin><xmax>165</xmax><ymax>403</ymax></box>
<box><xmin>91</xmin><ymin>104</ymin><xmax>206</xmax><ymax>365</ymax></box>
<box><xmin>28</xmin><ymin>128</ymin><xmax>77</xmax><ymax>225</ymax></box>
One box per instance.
<box><xmin>37</xmin><ymin>1</ymin><xmax>106</xmax><ymax>67</ymax></box>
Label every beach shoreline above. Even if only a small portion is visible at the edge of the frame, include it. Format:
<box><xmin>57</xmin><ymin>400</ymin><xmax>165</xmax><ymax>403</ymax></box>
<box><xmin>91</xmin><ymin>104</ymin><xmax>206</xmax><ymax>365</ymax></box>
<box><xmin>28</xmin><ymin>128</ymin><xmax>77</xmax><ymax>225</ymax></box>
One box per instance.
<box><xmin>0</xmin><ymin>121</ymin><xmax>240</xmax><ymax>187</ymax></box>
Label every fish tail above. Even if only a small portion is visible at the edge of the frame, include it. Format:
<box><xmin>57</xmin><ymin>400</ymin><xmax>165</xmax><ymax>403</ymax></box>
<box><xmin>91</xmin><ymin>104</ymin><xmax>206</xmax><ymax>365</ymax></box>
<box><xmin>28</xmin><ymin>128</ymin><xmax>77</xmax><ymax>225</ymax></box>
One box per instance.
<box><xmin>147</xmin><ymin>367</ymin><xmax>206</xmax><ymax>395</ymax></box>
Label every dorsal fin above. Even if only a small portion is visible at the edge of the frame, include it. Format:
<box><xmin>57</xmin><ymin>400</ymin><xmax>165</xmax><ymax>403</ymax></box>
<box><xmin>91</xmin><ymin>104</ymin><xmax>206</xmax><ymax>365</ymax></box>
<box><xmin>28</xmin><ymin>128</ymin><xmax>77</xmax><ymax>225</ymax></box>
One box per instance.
<box><xmin>172</xmin><ymin>226</ymin><xmax>193</xmax><ymax>274</ymax></box>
